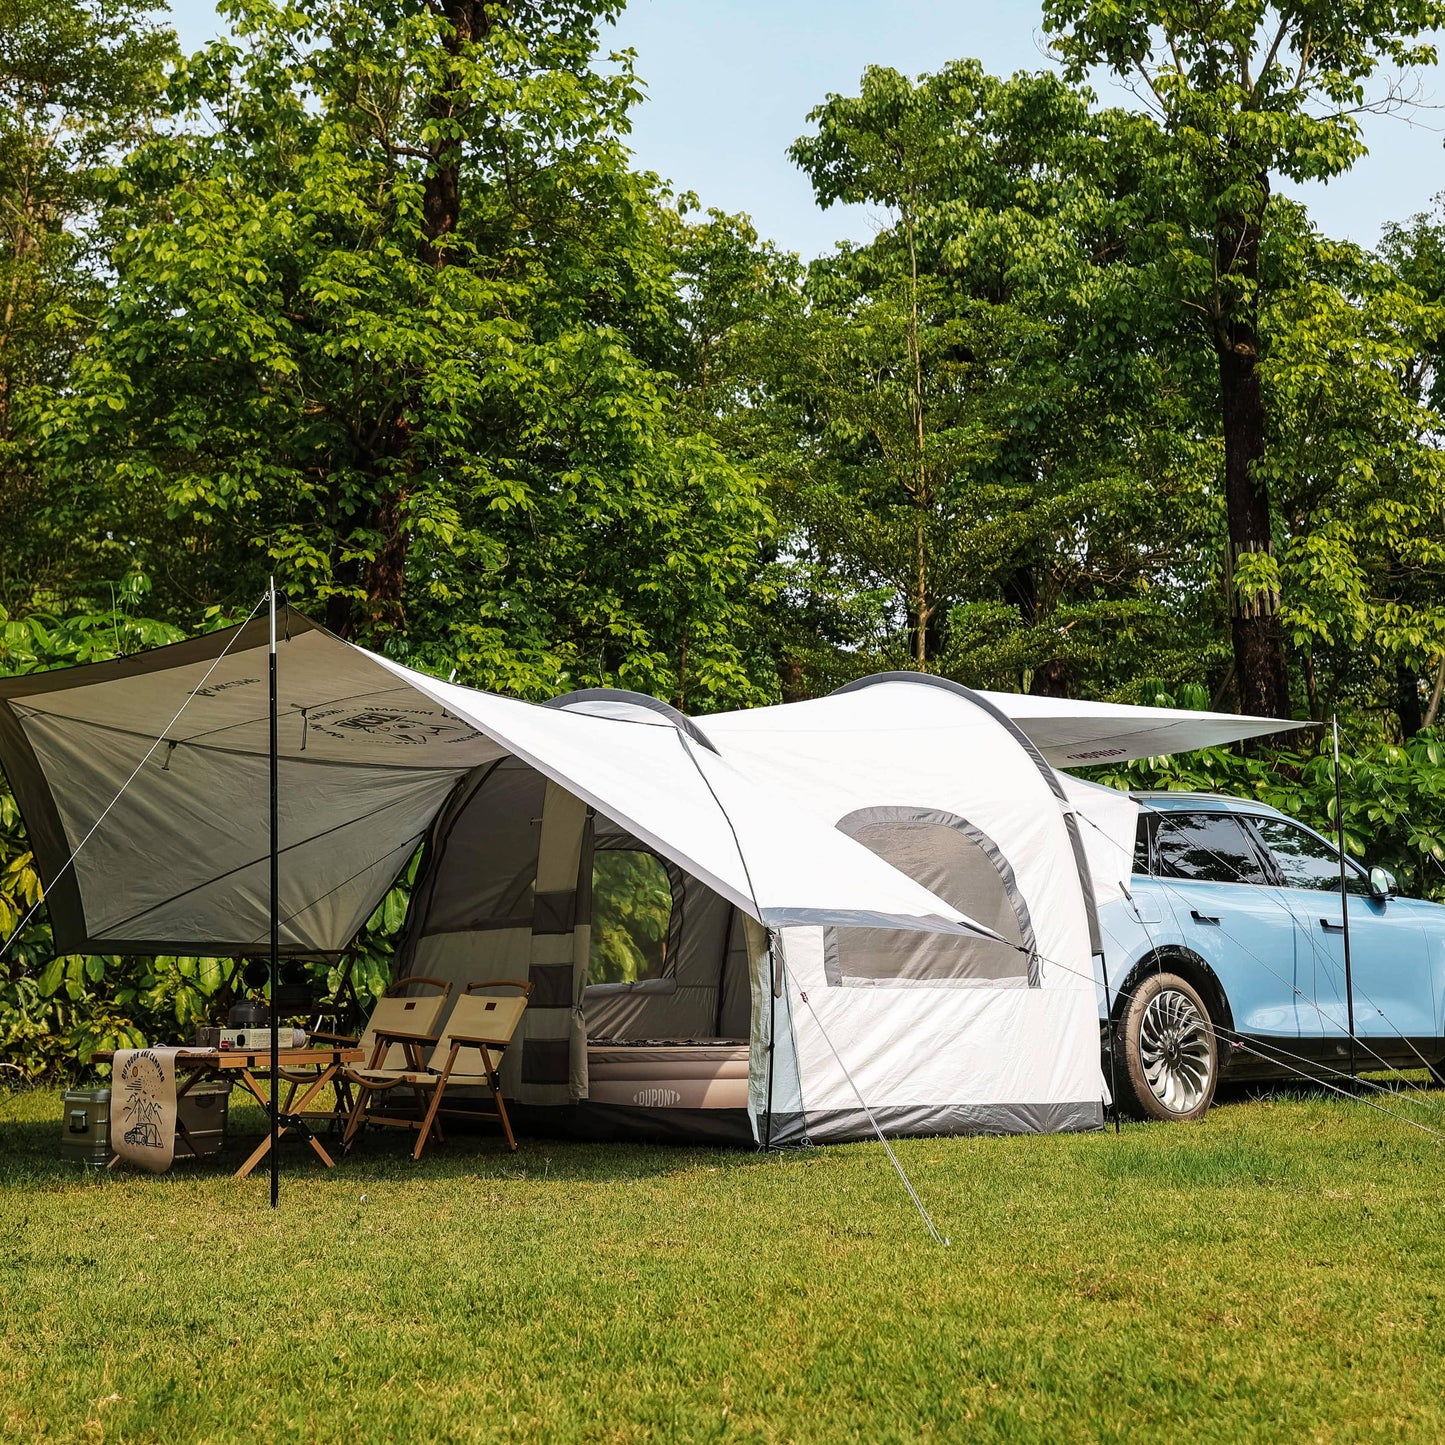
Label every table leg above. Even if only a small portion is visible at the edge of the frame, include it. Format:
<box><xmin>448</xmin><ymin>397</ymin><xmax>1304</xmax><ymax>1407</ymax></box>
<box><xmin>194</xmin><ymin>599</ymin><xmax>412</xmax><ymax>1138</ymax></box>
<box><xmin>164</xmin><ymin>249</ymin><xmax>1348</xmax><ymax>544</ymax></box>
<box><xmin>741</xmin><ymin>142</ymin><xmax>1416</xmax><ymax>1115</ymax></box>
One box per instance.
<box><xmin>305</xmin><ymin>1132</ymin><xmax>336</xmax><ymax>1168</ymax></box>
<box><xmin>233</xmin><ymin>1063</ymin><xmax>345</xmax><ymax>1177</ymax></box>
<box><xmin>235</xmin><ymin>1132</ymin><xmax>273</xmax><ymax>1180</ymax></box>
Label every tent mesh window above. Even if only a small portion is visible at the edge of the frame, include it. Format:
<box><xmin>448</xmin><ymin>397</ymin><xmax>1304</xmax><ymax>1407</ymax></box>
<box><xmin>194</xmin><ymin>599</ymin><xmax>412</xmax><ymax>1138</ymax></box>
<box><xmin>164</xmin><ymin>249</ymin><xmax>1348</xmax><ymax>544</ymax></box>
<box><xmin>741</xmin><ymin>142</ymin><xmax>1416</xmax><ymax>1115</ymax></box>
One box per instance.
<box><xmin>588</xmin><ymin>849</ymin><xmax>676</xmax><ymax>985</ymax></box>
<box><xmin>824</xmin><ymin>807</ymin><xmax>1034</xmax><ymax>988</ymax></box>
<box><xmin>418</xmin><ymin>760</ymin><xmax>546</xmax><ymax>935</ymax></box>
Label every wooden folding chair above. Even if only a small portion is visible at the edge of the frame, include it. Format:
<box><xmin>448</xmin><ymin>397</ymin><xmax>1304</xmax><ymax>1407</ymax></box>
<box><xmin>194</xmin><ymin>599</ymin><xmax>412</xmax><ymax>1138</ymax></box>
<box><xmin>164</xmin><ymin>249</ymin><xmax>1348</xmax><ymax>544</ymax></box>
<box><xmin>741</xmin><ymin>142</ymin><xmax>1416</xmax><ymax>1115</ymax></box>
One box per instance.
<box><xmin>295</xmin><ymin>977</ymin><xmax>452</xmax><ymax>1129</ymax></box>
<box><xmin>341</xmin><ymin>980</ymin><xmax>532</xmax><ymax>1160</ymax></box>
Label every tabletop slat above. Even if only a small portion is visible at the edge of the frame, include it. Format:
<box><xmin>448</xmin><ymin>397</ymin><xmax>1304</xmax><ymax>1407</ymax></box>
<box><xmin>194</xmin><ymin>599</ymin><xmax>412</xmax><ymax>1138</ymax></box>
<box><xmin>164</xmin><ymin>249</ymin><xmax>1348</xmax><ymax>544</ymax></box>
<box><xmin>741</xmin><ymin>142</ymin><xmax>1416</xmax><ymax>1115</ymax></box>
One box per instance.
<box><xmin>92</xmin><ymin>1047</ymin><xmax>363</xmax><ymax>1067</ymax></box>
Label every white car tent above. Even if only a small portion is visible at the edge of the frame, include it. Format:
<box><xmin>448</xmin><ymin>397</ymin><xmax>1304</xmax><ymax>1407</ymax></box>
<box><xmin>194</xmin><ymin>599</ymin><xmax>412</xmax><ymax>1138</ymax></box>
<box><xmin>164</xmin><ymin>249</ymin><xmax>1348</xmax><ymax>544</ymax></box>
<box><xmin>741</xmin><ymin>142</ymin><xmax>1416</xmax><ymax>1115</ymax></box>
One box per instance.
<box><xmin>0</xmin><ymin>613</ymin><xmax>1297</xmax><ymax>1146</ymax></box>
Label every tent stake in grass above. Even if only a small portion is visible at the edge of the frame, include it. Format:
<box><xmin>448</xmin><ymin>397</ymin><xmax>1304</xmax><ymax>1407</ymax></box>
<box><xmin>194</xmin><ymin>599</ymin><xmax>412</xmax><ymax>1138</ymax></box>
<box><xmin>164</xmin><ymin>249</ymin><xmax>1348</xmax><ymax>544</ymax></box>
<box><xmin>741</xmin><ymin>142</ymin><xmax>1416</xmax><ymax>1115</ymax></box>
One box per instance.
<box><xmin>269</xmin><ymin>577</ymin><xmax>280</xmax><ymax>1209</ymax></box>
<box><xmin>1333</xmin><ymin>716</ymin><xmax>1357</xmax><ymax>1081</ymax></box>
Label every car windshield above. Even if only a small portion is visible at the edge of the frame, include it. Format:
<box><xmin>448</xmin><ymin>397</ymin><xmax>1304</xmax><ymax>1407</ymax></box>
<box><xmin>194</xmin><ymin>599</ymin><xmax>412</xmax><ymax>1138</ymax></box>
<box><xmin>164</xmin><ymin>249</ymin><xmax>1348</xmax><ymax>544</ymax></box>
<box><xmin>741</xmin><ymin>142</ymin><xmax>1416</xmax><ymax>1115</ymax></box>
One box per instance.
<box><xmin>1151</xmin><ymin>813</ymin><xmax>1267</xmax><ymax>885</ymax></box>
<box><xmin>1253</xmin><ymin>817</ymin><xmax>1369</xmax><ymax>895</ymax></box>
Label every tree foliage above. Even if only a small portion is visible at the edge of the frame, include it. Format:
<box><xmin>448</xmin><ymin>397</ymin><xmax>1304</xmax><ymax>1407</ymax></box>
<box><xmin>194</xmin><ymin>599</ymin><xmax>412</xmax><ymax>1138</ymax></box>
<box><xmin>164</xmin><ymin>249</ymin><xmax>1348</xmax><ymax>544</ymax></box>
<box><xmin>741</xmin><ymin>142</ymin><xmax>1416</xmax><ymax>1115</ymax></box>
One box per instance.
<box><xmin>51</xmin><ymin>0</ymin><xmax>772</xmax><ymax>703</ymax></box>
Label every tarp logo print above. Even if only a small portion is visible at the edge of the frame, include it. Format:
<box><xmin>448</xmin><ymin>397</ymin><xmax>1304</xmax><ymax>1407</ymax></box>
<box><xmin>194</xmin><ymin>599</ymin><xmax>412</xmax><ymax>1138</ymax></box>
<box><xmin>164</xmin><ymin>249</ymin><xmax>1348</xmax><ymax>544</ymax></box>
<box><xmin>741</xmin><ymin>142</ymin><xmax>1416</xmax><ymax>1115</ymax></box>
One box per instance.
<box><xmin>308</xmin><ymin>705</ymin><xmax>483</xmax><ymax>748</ymax></box>
<box><xmin>118</xmin><ymin>1051</ymin><xmax>166</xmax><ymax>1149</ymax></box>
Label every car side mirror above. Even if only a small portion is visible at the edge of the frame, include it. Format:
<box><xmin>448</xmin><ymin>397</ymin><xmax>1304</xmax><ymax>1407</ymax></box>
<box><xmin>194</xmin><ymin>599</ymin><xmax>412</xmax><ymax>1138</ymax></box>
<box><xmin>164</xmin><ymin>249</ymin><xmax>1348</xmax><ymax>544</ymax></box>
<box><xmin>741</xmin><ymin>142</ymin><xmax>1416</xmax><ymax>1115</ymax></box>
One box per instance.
<box><xmin>1369</xmin><ymin>866</ymin><xmax>1398</xmax><ymax>901</ymax></box>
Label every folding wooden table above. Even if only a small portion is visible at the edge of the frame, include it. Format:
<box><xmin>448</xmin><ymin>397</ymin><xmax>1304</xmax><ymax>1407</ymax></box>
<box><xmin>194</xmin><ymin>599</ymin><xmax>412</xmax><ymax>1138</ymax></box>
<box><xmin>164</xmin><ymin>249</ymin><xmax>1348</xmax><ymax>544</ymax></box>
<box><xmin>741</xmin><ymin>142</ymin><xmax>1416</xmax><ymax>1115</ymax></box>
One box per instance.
<box><xmin>94</xmin><ymin>1045</ymin><xmax>363</xmax><ymax>1177</ymax></box>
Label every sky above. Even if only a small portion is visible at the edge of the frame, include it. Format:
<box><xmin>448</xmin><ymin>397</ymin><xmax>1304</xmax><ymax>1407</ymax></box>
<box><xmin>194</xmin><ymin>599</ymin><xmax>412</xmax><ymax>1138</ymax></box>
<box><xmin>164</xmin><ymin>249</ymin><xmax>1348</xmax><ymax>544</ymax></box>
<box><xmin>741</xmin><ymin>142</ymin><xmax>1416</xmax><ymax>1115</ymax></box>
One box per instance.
<box><xmin>167</xmin><ymin>0</ymin><xmax>1445</xmax><ymax>258</ymax></box>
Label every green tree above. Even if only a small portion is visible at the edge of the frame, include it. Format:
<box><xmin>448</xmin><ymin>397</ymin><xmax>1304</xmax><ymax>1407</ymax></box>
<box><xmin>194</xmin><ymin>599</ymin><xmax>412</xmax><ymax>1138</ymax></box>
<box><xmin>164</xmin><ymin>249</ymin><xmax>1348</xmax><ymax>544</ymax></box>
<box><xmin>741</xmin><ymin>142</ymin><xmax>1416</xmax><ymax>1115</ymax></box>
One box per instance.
<box><xmin>1260</xmin><ymin>215</ymin><xmax>1445</xmax><ymax>731</ymax></box>
<box><xmin>1042</xmin><ymin>0</ymin><xmax>1445</xmax><ymax>718</ymax></box>
<box><xmin>782</xmin><ymin>62</ymin><xmax>1212</xmax><ymax>694</ymax></box>
<box><xmin>0</xmin><ymin>0</ymin><xmax>174</xmax><ymax>612</ymax></box>
<box><xmin>55</xmin><ymin>0</ymin><xmax>771</xmax><ymax>705</ymax></box>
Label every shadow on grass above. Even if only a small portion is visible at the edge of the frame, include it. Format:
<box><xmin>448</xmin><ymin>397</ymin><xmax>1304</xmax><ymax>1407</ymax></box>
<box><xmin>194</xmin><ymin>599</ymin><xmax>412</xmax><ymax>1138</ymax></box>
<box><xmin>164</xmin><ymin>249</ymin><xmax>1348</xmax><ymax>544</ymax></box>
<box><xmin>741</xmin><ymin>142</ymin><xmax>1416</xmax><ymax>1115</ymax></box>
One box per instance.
<box><xmin>0</xmin><ymin>1096</ymin><xmax>777</xmax><ymax>1190</ymax></box>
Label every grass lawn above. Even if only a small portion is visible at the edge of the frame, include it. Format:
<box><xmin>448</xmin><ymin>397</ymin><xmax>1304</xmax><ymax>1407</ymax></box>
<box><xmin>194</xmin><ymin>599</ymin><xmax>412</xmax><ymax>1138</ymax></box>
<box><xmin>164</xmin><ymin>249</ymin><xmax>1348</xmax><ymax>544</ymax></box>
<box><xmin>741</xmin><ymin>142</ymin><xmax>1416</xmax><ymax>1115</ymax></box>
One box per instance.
<box><xmin>5</xmin><ymin>1085</ymin><xmax>1445</xmax><ymax>1442</ymax></box>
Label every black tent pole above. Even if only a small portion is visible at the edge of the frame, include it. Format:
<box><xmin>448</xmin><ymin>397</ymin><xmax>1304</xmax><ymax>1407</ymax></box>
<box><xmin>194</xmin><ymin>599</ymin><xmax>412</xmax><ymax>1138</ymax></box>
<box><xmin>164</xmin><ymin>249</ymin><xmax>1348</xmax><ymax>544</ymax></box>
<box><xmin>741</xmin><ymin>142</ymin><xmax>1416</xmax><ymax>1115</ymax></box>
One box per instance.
<box><xmin>269</xmin><ymin>578</ymin><xmax>280</xmax><ymax>1209</ymax></box>
<box><xmin>1333</xmin><ymin>715</ymin><xmax>1357</xmax><ymax>1081</ymax></box>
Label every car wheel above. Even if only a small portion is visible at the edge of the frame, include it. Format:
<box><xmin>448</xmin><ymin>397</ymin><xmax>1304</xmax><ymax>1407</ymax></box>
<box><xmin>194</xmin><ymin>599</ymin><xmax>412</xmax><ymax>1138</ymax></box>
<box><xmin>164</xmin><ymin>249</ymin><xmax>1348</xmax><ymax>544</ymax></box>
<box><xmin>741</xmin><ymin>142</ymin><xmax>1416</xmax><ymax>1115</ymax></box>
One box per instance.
<box><xmin>1116</xmin><ymin>971</ymin><xmax>1219</xmax><ymax>1122</ymax></box>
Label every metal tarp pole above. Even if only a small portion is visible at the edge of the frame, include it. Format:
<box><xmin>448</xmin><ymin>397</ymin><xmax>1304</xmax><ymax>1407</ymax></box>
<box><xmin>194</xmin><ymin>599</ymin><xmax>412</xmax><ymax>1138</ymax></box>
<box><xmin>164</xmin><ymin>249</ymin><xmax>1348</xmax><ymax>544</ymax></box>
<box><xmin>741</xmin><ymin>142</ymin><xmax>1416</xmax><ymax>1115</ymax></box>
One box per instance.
<box><xmin>269</xmin><ymin>578</ymin><xmax>280</xmax><ymax>1208</ymax></box>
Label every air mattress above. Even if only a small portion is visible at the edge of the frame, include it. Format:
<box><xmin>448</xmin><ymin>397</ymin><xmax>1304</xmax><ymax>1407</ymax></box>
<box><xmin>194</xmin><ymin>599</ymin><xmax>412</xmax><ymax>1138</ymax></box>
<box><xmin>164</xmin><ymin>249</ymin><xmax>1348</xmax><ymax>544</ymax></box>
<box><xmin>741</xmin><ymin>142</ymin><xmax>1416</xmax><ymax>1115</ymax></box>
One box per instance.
<box><xmin>586</xmin><ymin>1043</ymin><xmax>749</xmax><ymax>1110</ymax></box>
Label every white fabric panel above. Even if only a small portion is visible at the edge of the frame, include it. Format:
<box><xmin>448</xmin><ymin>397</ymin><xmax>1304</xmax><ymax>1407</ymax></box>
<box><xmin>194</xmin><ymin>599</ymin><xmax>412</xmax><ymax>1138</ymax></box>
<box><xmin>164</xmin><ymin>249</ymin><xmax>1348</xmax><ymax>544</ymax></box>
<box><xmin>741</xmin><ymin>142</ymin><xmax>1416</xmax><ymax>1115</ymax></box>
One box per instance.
<box><xmin>976</xmin><ymin>690</ymin><xmax>1300</xmax><ymax>765</ymax></box>
<box><xmin>703</xmin><ymin>680</ymin><xmax>1091</xmax><ymax>1002</ymax></box>
<box><xmin>776</xmin><ymin>925</ymin><xmax>1103</xmax><ymax>1115</ymax></box>
<box><xmin>1060</xmin><ymin>776</ymin><xmax>1141</xmax><ymax>908</ymax></box>
<box><xmin>707</xmin><ymin>679</ymin><xmax>1107</xmax><ymax>1127</ymax></box>
<box><xmin>19</xmin><ymin>707</ymin><xmax>459</xmax><ymax>950</ymax></box>
<box><xmin>365</xmin><ymin>656</ymin><xmax>998</xmax><ymax>940</ymax></box>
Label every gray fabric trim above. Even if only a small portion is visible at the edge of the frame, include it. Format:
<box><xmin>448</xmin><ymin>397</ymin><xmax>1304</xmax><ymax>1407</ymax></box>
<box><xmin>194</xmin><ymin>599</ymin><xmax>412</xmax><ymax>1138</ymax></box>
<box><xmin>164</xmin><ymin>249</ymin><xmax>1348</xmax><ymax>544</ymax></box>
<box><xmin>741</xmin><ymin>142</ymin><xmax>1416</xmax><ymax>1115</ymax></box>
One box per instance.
<box><xmin>542</xmin><ymin>687</ymin><xmax>719</xmax><ymax>754</ymax></box>
<box><xmin>829</xmin><ymin>673</ymin><xmax>1104</xmax><ymax>958</ymax></box>
<box><xmin>758</xmin><ymin>907</ymin><xmax>985</xmax><ymax>934</ymax></box>
<box><xmin>1063</xmin><ymin>809</ymin><xmax>1104</xmax><ymax>954</ymax></box>
<box><xmin>531</xmin><ymin>889</ymin><xmax>577</xmax><ymax>935</ymax></box>
<box><xmin>528</xmin><ymin>963</ymin><xmax>574</xmax><ymax>1008</ymax></box>
<box><xmin>521</xmin><ymin>1038</ymin><xmax>571</xmax><ymax>1085</ymax></box>
<box><xmin>825</xmin><ymin>805</ymin><xmax>1037</xmax><ymax>988</ymax></box>
<box><xmin>768</xmin><ymin>1100</ymin><xmax>1105</xmax><ymax>1145</ymax></box>
<box><xmin>504</xmin><ymin>1102</ymin><xmax>755</xmax><ymax>1146</ymax></box>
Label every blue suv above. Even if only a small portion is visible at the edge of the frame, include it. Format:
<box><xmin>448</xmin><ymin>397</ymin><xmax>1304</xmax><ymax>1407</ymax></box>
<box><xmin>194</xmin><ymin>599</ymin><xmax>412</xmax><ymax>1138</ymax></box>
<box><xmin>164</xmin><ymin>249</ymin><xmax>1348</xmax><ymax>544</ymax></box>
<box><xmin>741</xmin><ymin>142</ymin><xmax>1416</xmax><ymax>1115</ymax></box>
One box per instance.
<box><xmin>1098</xmin><ymin>792</ymin><xmax>1445</xmax><ymax>1121</ymax></box>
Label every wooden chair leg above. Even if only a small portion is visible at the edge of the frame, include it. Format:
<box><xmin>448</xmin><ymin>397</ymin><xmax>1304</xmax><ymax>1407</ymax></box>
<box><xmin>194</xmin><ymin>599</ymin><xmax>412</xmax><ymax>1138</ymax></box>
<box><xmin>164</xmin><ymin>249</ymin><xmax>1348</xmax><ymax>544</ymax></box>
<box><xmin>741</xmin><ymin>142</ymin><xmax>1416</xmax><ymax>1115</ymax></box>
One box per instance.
<box><xmin>342</xmin><ymin>1083</ymin><xmax>369</xmax><ymax>1149</ymax></box>
<box><xmin>412</xmin><ymin>1049</ymin><xmax>457</xmax><ymax>1162</ymax></box>
<box><xmin>484</xmin><ymin>1049</ymin><xmax>517</xmax><ymax>1152</ymax></box>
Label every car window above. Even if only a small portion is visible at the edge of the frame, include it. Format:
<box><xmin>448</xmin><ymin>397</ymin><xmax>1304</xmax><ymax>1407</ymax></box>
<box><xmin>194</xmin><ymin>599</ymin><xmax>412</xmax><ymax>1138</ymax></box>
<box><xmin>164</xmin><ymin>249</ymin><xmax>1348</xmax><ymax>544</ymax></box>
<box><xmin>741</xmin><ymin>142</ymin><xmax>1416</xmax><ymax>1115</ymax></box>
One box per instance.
<box><xmin>1152</xmin><ymin>812</ymin><xmax>1267</xmax><ymax>885</ymax></box>
<box><xmin>1132</xmin><ymin>817</ymin><xmax>1150</xmax><ymax>875</ymax></box>
<box><xmin>1253</xmin><ymin>817</ymin><xmax>1369</xmax><ymax>895</ymax></box>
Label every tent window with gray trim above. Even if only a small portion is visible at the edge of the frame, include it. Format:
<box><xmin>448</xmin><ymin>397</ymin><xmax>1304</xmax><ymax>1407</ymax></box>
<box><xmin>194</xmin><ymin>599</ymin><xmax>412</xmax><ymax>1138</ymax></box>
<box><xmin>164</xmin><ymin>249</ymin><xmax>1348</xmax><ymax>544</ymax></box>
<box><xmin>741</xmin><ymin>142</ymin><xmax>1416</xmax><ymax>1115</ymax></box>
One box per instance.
<box><xmin>825</xmin><ymin>807</ymin><xmax>1036</xmax><ymax>988</ymax></box>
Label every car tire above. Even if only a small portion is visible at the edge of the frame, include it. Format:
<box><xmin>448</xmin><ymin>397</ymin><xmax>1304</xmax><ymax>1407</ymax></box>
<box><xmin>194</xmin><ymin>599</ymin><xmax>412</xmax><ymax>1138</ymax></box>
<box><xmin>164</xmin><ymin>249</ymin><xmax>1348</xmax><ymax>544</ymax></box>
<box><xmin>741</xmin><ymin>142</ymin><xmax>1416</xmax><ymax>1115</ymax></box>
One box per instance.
<box><xmin>1116</xmin><ymin>971</ymin><xmax>1219</xmax><ymax>1122</ymax></box>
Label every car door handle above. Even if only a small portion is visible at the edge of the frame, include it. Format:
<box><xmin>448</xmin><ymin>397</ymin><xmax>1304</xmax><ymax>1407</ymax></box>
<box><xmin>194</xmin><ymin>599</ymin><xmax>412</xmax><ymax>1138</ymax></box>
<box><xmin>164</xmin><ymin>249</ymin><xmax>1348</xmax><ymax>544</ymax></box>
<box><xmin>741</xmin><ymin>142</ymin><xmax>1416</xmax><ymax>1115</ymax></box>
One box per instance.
<box><xmin>1190</xmin><ymin>909</ymin><xmax>1220</xmax><ymax>925</ymax></box>
<box><xmin>1319</xmin><ymin>918</ymin><xmax>1346</xmax><ymax>932</ymax></box>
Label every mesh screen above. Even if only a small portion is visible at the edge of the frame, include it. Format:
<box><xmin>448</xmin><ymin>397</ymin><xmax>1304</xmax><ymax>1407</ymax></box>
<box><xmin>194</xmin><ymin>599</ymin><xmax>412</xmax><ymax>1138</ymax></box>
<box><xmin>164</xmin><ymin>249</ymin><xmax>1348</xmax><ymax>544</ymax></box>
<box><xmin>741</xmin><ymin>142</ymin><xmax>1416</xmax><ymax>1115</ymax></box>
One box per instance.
<box><xmin>826</xmin><ymin>810</ymin><xmax>1030</xmax><ymax>987</ymax></box>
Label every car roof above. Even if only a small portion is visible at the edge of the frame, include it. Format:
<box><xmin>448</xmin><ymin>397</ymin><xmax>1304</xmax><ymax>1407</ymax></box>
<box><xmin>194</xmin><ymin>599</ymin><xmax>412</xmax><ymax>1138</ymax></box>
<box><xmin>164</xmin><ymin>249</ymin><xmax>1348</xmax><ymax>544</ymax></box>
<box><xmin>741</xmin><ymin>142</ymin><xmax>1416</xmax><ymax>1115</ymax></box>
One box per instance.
<box><xmin>1128</xmin><ymin>790</ymin><xmax>1290</xmax><ymax>821</ymax></box>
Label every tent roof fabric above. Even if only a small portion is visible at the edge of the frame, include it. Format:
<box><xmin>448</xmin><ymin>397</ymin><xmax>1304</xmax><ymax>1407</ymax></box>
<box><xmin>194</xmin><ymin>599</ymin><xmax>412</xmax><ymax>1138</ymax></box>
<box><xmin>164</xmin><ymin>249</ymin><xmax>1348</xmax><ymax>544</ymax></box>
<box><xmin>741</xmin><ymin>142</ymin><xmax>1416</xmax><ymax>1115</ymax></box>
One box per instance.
<box><xmin>976</xmin><ymin>690</ymin><xmax>1306</xmax><ymax>766</ymax></box>
<box><xmin>706</xmin><ymin>672</ymin><xmax>1303</xmax><ymax>767</ymax></box>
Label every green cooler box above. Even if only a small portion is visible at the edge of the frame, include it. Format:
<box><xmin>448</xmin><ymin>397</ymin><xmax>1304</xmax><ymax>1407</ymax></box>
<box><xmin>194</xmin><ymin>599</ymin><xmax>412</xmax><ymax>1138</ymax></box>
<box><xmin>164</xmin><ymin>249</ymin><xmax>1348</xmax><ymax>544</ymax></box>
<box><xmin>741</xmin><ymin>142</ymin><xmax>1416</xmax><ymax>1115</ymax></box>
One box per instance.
<box><xmin>60</xmin><ymin>1087</ymin><xmax>112</xmax><ymax>1167</ymax></box>
<box><xmin>60</xmin><ymin>1082</ymin><xmax>231</xmax><ymax>1166</ymax></box>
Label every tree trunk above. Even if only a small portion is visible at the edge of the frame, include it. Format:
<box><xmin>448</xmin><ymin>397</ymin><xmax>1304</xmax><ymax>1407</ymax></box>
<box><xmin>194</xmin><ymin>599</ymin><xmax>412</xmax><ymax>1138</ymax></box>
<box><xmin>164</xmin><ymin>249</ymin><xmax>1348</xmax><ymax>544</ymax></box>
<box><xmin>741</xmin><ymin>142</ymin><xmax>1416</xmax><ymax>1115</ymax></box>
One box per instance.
<box><xmin>1217</xmin><ymin>200</ymin><xmax>1289</xmax><ymax>720</ymax></box>
<box><xmin>779</xmin><ymin>656</ymin><xmax>809</xmax><ymax>704</ymax></box>
<box><xmin>421</xmin><ymin>1</ymin><xmax>492</xmax><ymax>265</ymax></box>
<box><xmin>362</xmin><ymin>484</ymin><xmax>411</xmax><ymax>633</ymax></box>
<box><xmin>1424</xmin><ymin>655</ymin><xmax>1445</xmax><ymax>731</ymax></box>
<box><xmin>346</xmin><ymin>2</ymin><xmax>496</xmax><ymax>637</ymax></box>
<box><xmin>1030</xmin><ymin>659</ymin><xmax>1070</xmax><ymax>698</ymax></box>
<box><xmin>902</xmin><ymin>201</ymin><xmax>932</xmax><ymax>672</ymax></box>
<box><xmin>1396</xmin><ymin>661</ymin><xmax>1424</xmax><ymax>738</ymax></box>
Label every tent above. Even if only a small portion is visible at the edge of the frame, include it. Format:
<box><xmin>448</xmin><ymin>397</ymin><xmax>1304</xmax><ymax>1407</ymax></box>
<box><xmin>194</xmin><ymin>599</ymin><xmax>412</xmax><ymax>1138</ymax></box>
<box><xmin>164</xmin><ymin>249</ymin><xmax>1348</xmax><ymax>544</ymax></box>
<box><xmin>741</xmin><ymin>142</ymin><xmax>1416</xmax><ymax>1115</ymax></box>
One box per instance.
<box><xmin>0</xmin><ymin>613</ymin><xmax>1299</xmax><ymax>1145</ymax></box>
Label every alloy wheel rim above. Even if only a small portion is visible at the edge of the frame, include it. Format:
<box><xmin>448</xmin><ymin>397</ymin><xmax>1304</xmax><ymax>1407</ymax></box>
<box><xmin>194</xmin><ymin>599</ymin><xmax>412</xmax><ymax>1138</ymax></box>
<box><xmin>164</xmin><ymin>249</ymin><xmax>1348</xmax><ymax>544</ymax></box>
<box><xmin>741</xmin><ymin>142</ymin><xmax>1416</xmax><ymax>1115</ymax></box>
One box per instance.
<box><xmin>1138</xmin><ymin>988</ymin><xmax>1213</xmax><ymax>1114</ymax></box>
